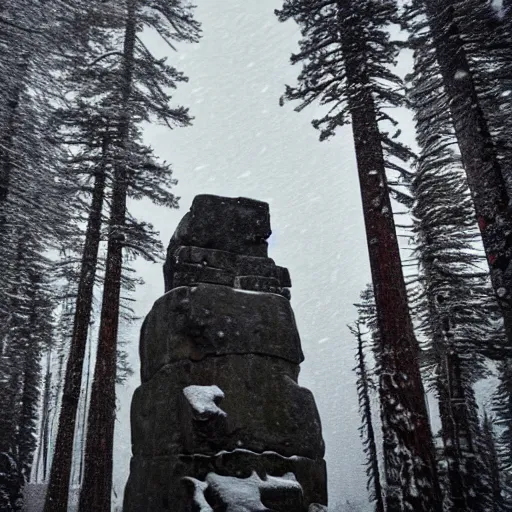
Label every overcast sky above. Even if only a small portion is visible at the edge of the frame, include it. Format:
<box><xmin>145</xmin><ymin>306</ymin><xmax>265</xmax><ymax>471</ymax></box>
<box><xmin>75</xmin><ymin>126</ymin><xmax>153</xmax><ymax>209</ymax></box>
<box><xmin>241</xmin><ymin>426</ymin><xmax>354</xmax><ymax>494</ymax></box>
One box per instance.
<box><xmin>113</xmin><ymin>1</ymin><xmax>392</xmax><ymax>508</ymax></box>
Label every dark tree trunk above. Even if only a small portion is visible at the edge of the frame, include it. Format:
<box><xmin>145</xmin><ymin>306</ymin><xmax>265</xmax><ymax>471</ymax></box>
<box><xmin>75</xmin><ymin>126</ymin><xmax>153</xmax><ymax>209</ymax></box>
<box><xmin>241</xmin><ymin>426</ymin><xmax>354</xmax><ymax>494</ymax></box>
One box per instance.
<box><xmin>43</xmin><ymin>140</ymin><xmax>108</xmax><ymax>512</ymax></box>
<box><xmin>354</xmin><ymin>322</ymin><xmax>385</xmax><ymax>512</ymax></box>
<box><xmin>424</xmin><ymin>0</ymin><xmax>512</xmax><ymax>346</ymax></box>
<box><xmin>339</xmin><ymin>3</ymin><xmax>442</xmax><ymax>511</ymax></box>
<box><xmin>78</xmin><ymin>2</ymin><xmax>137</xmax><ymax>510</ymax></box>
<box><xmin>35</xmin><ymin>351</ymin><xmax>51</xmax><ymax>483</ymax></box>
<box><xmin>77</xmin><ymin>328</ymin><xmax>92</xmax><ymax>485</ymax></box>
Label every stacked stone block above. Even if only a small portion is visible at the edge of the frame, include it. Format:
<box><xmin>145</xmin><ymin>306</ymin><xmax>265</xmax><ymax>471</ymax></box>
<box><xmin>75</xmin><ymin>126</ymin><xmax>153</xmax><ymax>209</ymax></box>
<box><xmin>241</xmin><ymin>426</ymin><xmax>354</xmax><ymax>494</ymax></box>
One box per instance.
<box><xmin>123</xmin><ymin>195</ymin><xmax>328</xmax><ymax>511</ymax></box>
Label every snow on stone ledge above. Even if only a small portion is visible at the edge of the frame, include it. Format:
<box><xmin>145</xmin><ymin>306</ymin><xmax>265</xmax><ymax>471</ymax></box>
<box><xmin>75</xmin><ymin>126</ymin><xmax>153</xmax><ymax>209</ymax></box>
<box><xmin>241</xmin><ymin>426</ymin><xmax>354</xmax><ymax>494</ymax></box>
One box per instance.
<box><xmin>182</xmin><ymin>477</ymin><xmax>212</xmax><ymax>512</ymax></box>
<box><xmin>308</xmin><ymin>504</ymin><xmax>328</xmax><ymax>512</ymax></box>
<box><xmin>183</xmin><ymin>385</ymin><xmax>227</xmax><ymax>420</ymax></box>
<box><xmin>184</xmin><ymin>471</ymin><xmax>303</xmax><ymax>512</ymax></box>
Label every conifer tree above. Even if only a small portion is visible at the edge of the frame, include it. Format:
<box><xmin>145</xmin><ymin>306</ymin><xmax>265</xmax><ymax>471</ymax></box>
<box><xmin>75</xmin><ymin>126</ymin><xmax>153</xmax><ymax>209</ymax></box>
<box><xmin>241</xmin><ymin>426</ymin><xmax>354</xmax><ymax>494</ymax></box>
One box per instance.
<box><xmin>453</xmin><ymin>0</ymin><xmax>512</xmax><ymax>197</ymax></box>
<box><xmin>409</xmin><ymin>0</ymin><xmax>512</xmax><ymax>345</ymax></box>
<box><xmin>43</xmin><ymin>4</ymin><xmax>120</xmax><ymax>506</ymax></box>
<box><xmin>276</xmin><ymin>1</ymin><xmax>441</xmax><ymax>510</ymax></box>
<box><xmin>404</xmin><ymin>10</ymin><xmax>503</xmax><ymax>509</ymax></box>
<box><xmin>74</xmin><ymin>1</ymin><xmax>200</xmax><ymax>509</ymax></box>
<box><xmin>351</xmin><ymin>318</ymin><xmax>384</xmax><ymax>512</ymax></box>
<box><xmin>0</xmin><ymin>0</ymin><xmax>74</xmax><ymax>237</ymax></box>
<box><xmin>0</xmin><ymin>8</ymin><xmax>81</xmax><ymax>504</ymax></box>
<box><xmin>0</xmin><ymin>232</ymin><xmax>54</xmax><ymax>510</ymax></box>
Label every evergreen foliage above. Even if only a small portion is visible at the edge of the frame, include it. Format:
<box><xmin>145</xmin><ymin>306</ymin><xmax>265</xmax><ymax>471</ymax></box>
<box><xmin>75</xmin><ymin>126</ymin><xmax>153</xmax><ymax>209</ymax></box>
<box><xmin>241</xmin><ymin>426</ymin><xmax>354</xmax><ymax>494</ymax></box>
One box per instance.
<box><xmin>403</xmin><ymin>3</ymin><xmax>512</xmax><ymax>509</ymax></box>
<box><xmin>477</xmin><ymin>412</ymin><xmax>505</xmax><ymax>512</ymax></box>
<box><xmin>404</xmin><ymin>9</ymin><xmax>496</xmax><ymax>509</ymax></box>
<box><xmin>350</xmin><ymin>319</ymin><xmax>384</xmax><ymax>512</ymax></box>
<box><xmin>3</xmin><ymin>1</ymin><xmax>512</xmax><ymax>511</ymax></box>
<box><xmin>73</xmin><ymin>0</ymin><xmax>200</xmax><ymax>509</ymax></box>
<box><xmin>409</xmin><ymin>0</ymin><xmax>512</xmax><ymax>345</ymax></box>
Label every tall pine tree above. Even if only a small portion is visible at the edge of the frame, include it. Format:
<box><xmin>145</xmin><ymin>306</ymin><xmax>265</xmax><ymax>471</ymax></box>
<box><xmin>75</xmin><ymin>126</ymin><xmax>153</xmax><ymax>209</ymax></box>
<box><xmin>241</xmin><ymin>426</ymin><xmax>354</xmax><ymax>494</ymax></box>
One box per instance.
<box><xmin>75</xmin><ymin>1</ymin><xmax>200</xmax><ymax>509</ymax></box>
<box><xmin>404</xmin><ymin>8</ymin><xmax>501</xmax><ymax>509</ymax></box>
<box><xmin>411</xmin><ymin>0</ymin><xmax>512</xmax><ymax>345</ymax></box>
<box><xmin>276</xmin><ymin>1</ymin><xmax>441</xmax><ymax>510</ymax></box>
<box><xmin>351</xmin><ymin>298</ymin><xmax>384</xmax><ymax>512</ymax></box>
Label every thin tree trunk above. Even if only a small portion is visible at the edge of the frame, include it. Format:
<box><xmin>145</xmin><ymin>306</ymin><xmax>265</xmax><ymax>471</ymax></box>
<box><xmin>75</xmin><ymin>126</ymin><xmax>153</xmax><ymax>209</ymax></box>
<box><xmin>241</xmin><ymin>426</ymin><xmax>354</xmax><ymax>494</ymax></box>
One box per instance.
<box><xmin>43</xmin><ymin>139</ymin><xmax>108</xmax><ymax>512</ymax></box>
<box><xmin>338</xmin><ymin>3</ymin><xmax>442</xmax><ymax>510</ymax></box>
<box><xmin>41</xmin><ymin>352</ymin><xmax>52</xmax><ymax>483</ymax></box>
<box><xmin>79</xmin><ymin>2</ymin><xmax>137</xmax><ymax>510</ymax></box>
<box><xmin>355</xmin><ymin>322</ymin><xmax>385</xmax><ymax>512</ymax></box>
<box><xmin>48</xmin><ymin>350</ymin><xmax>65</xmax><ymax>470</ymax></box>
<box><xmin>34</xmin><ymin>350</ymin><xmax>51</xmax><ymax>483</ymax></box>
<box><xmin>77</xmin><ymin>326</ymin><xmax>92</xmax><ymax>485</ymax></box>
<box><xmin>424</xmin><ymin>0</ymin><xmax>512</xmax><ymax>345</ymax></box>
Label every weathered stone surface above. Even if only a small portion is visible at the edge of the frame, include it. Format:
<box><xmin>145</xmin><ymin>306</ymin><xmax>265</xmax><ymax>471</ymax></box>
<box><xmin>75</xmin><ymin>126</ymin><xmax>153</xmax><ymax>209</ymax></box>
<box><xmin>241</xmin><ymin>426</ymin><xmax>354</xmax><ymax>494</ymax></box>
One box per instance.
<box><xmin>166</xmin><ymin>265</ymin><xmax>290</xmax><ymax>299</ymax></box>
<box><xmin>164</xmin><ymin>245</ymin><xmax>292</xmax><ymax>298</ymax></box>
<box><xmin>170</xmin><ymin>263</ymin><xmax>235</xmax><ymax>288</ymax></box>
<box><xmin>234</xmin><ymin>275</ymin><xmax>281</xmax><ymax>294</ymax></box>
<box><xmin>123</xmin><ymin>451</ymin><xmax>327</xmax><ymax>512</ymax></box>
<box><xmin>131</xmin><ymin>355</ymin><xmax>325</xmax><ymax>459</ymax></box>
<box><xmin>124</xmin><ymin>195</ymin><xmax>328</xmax><ymax>511</ymax></box>
<box><xmin>168</xmin><ymin>195</ymin><xmax>271</xmax><ymax>259</ymax></box>
<box><xmin>140</xmin><ymin>284</ymin><xmax>304</xmax><ymax>382</ymax></box>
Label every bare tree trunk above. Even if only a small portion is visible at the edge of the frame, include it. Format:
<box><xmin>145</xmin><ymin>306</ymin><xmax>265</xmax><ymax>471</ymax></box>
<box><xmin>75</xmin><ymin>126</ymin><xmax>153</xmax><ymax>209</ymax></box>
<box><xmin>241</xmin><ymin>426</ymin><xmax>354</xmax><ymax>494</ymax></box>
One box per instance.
<box><xmin>41</xmin><ymin>352</ymin><xmax>52</xmax><ymax>483</ymax></box>
<box><xmin>48</xmin><ymin>350</ymin><xmax>65</xmax><ymax>472</ymax></box>
<box><xmin>43</xmin><ymin>139</ymin><xmax>108</xmax><ymax>512</ymax></box>
<box><xmin>424</xmin><ymin>0</ymin><xmax>512</xmax><ymax>345</ymax></box>
<box><xmin>338</xmin><ymin>3</ymin><xmax>442</xmax><ymax>510</ymax></box>
<box><xmin>79</xmin><ymin>2</ymin><xmax>137</xmax><ymax>510</ymax></box>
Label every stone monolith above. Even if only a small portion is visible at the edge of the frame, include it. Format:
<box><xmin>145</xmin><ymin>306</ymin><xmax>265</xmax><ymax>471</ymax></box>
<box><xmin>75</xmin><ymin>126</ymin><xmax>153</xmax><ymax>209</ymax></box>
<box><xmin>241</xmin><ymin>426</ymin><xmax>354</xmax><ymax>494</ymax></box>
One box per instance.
<box><xmin>123</xmin><ymin>195</ymin><xmax>328</xmax><ymax>512</ymax></box>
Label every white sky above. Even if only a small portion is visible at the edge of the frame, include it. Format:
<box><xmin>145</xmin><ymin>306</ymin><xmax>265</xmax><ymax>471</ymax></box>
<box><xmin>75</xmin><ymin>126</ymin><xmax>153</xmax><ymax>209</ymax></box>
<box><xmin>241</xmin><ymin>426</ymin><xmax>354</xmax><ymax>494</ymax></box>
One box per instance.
<box><xmin>113</xmin><ymin>1</ymin><xmax>398</xmax><ymax>508</ymax></box>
